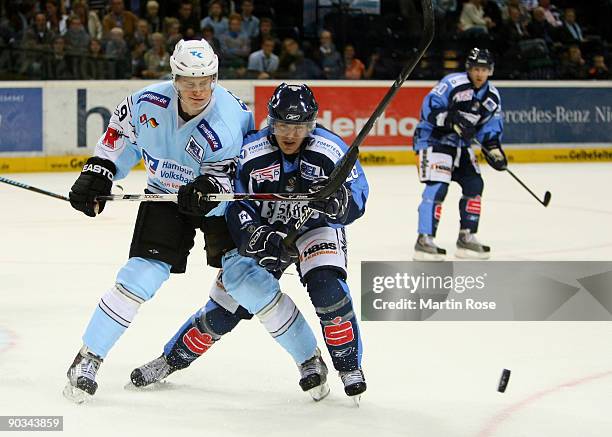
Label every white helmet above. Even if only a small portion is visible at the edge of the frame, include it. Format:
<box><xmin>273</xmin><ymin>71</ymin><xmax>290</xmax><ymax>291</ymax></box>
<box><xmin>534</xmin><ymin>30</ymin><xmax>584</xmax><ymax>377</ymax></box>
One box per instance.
<box><xmin>170</xmin><ymin>39</ymin><xmax>218</xmax><ymax>84</ymax></box>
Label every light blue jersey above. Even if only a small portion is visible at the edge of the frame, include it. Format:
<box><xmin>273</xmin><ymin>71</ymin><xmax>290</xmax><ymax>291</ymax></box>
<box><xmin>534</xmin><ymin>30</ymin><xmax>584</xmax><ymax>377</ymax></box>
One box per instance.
<box><xmin>94</xmin><ymin>81</ymin><xmax>254</xmax><ymax>215</ymax></box>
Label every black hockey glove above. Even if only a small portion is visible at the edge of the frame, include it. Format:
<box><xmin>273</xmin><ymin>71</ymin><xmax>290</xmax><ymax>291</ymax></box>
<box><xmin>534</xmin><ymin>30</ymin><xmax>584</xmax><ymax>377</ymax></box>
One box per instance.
<box><xmin>308</xmin><ymin>178</ymin><xmax>351</xmax><ymax>224</ymax></box>
<box><xmin>482</xmin><ymin>143</ymin><xmax>508</xmax><ymax>171</ymax></box>
<box><xmin>242</xmin><ymin>225</ymin><xmax>298</xmax><ymax>272</ymax></box>
<box><xmin>69</xmin><ymin>156</ymin><xmax>116</xmax><ymax>217</ymax></box>
<box><xmin>447</xmin><ymin>110</ymin><xmax>477</xmax><ymax>141</ymax></box>
<box><xmin>177</xmin><ymin>175</ymin><xmax>223</xmax><ymax>216</ymax></box>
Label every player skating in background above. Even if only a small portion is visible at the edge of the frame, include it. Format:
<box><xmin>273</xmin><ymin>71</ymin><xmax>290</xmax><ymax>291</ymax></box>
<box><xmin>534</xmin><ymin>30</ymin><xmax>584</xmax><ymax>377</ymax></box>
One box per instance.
<box><xmin>413</xmin><ymin>48</ymin><xmax>508</xmax><ymax>261</ymax></box>
<box><xmin>131</xmin><ymin>83</ymin><xmax>370</xmax><ymax>403</ymax></box>
<box><xmin>64</xmin><ymin>40</ymin><xmax>320</xmax><ymax>403</ymax></box>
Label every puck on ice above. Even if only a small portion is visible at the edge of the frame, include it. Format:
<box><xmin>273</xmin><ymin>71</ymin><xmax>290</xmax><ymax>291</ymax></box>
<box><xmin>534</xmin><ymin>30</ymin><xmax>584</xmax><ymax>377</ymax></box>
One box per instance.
<box><xmin>497</xmin><ymin>369</ymin><xmax>511</xmax><ymax>393</ymax></box>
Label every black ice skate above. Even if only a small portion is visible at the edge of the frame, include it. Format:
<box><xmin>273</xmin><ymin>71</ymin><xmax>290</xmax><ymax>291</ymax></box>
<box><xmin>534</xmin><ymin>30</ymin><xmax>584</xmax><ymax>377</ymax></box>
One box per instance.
<box><xmin>129</xmin><ymin>354</ymin><xmax>178</xmax><ymax>388</ymax></box>
<box><xmin>298</xmin><ymin>348</ymin><xmax>330</xmax><ymax>401</ymax></box>
<box><xmin>339</xmin><ymin>368</ymin><xmax>367</xmax><ymax>406</ymax></box>
<box><xmin>63</xmin><ymin>345</ymin><xmax>103</xmax><ymax>404</ymax></box>
<box><xmin>413</xmin><ymin>234</ymin><xmax>446</xmax><ymax>261</ymax></box>
<box><xmin>455</xmin><ymin>229</ymin><xmax>491</xmax><ymax>259</ymax></box>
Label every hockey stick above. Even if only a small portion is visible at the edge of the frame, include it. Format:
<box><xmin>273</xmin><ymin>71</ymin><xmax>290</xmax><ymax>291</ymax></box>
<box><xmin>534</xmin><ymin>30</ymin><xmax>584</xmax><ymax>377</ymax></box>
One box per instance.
<box><xmin>473</xmin><ymin>139</ymin><xmax>551</xmax><ymax>207</ymax></box>
<box><xmin>0</xmin><ymin>176</ymin><xmax>70</xmax><ymax>201</ymax></box>
<box><xmin>98</xmin><ymin>192</ymin><xmax>327</xmax><ymax>202</ymax></box>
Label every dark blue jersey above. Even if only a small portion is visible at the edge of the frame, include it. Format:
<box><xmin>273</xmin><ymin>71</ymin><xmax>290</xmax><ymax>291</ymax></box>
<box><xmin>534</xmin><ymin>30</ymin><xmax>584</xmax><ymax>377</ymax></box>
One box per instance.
<box><xmin>225</xmin><ymin>125</ymin><xmax>369</xmax><ymax>247</ymax></box>
<box><xmin>414</xmin><ymin>72</ymin><xmax>503</xmax><ymax>150</ymax></box>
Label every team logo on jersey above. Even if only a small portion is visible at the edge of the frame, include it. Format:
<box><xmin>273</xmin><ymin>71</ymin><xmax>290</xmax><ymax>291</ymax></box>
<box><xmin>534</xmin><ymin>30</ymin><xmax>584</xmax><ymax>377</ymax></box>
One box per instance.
<box><xmin>324</xmin><ymin>317</ymin><xmax>354</xmax><ymax>346</ymax></box>
<box><xmin>482</xmin><ymin>97</ymin><xmax>497</xmax><ymax>112</ymax></box>
<box><xmin>137</xmin><ymin>91</ymin><xmax>170</xmax><ymax>108</ymax></box>
<box><xmin>197</xmin><ymin>119</ymin><xmax>223</xmax><ymax>152</ymax></box>
<box><xmin>139</xmin><ymin>114</ymin><xmax>159</xmax><ymax>128</ymax></box>
<box><xmin>466</xmin><ymin>196</ymin><xmax>481</xmax><ymax>215</ymax></box>
<box><xmin>185</xmin><ymin>137</ymin><xmax>204</xmax><ymax>164</ymax></box>
<box><xmin>102</xmin><ymin>127</ymin><xmax>120</xmax><ymax>150</ymax></box>
<box><xmin>300</xmin><ymin>161</ymin><xmax>322</xmax><ymax>180</ymax></box>
<box><xmin>454</xmin><ymin>89</ymin><xmax>474</xmax><ymax>102</ymax></box>
<box><xmin>238</xmin><ymin>210</ymin><xmax>252</xmax><ymax>224</ymax></box>
<box><xmin>250</xmin><ymin>163</ymin><xmax>280</xmax><ymax>183</ymax></box>
<box><xmin>142</xmin><ymin>149</ymin><xmax>160</xmax><ymax>175</ymax></box>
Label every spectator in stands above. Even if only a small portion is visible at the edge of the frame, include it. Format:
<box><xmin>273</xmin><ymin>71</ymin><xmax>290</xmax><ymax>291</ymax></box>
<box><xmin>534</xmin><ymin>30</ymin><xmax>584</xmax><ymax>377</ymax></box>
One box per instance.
<box><xmin>80</xmin><ymin>38</ymin><xmax>107</xmax><ymax>79</ymax></box>
<box><xmin>219</xmin><ymin>13</ymin><xmax>250</xmax><ymax>68</ymax></box>
<box><xmin>277</xmin><ymin>37</ymin><xmax>323</xmax><ymax>79</ymax></box>
<box><xmin>22</xmin><ymin>12</ymin><xmax>55</xmax><ymax>49</ymax></box>
<box><xmin>315</xmin><ymin>29</ymin><xmax>343</xmax><ymax>79</ymax></box>
<box><xmin>43</xmin><ymin>36</ymin><xmax>74</xmax><ymax>79</ymax></box>
<box><xmin>538</xmin><ymin>0</ymin><xmax>561</xmax><ymax>27</ymax></box>
<box><xmin>459</xmin><ymin>0</ymin><xmax>495</xmax><ymax>37</ymax></box>
<box><xmin>64</xmin><ymin>15</ymin><xmax>91</xmax><ymax>54</ymax></box>
<box><xmin>200</xmin><ymin>0</ymin><xmax>229</xmax><ymax>37</ymax></box>
<box><xmin>46</xmin><ymin>0</ymin><xmax>69</xmax><ymax>35</ymax></box>
<box><xmin>502</xmin><ymin>0</ymin><xmax>530</xmax><ymax>24</ymax></box>
<box><xmin>105</xmin><ymin>26</ymin><xmax>131</xmax><ymax>78</ymax></box>
<box><xmin>250</xmin><ymin>16</ymin><xmax>280</xmax><ymax>54</ymax></box>
<box><xmin>202</xmin><ymin>25</ymin><xmax>222</xmax><ymax>56</ymax></box>
<box><xmin>72</xmin><ymin>1</ymin><xmax>103</xmax><ymax>41</ymax></box>
<box><xmin>247</xmin><ymin>35</ymin><xmax>278</xmax><ymax>78</ymax></box>
<box><xmin>502</xmin><ymin>5</ymin><xmax>529</xmax><ymax>43</ymax></box>
<box><xmin>145</xmin><ymin>1</ymin><xmax>163</xmax><ymax>34</ymax></box>
<box><xmin>482</xmin><ymin>0</ymin><xmax>502</xmax><ymax>34</ymax></box>
<box><xmin>343</xmin><ymin>44</ymin><xmax>365</xmax><ymax>79</ymax></box>
<box><xmin>527</xmin><ymin>6</ymin><xmax>554</xmax><ymax>44</ymax></box>
<box><xmin>558</xmin><ymin>8</ymin><xmax>584</xmax><ymax>44</ymax></box>
<box><xmin>133</xmin><ymin>19</ymin><xmax>151</xmax><ymax>49</ymax></box>
<box><xmin>560</xmin><ymin>44</ymin><xmax>587</xmax><ymax>79</ymax></box>
<box><xmin>588</xmin><ymin>54</ymin><xmax>609</xmax><ymax>80</ymax></box>
<box><xmin>142</xmin><ymin>32</ymin><xmax>170</xmax><ymax>78</ymax></box>
<box><xmin>240</xmin><ymin>0</ymin><xmax>259</xmax><ymax>39</ymax></box>
<box><xmin>176</xmin><ymin>0</ymin><xmax>199</xmax><ymax>37</ymax></box>
<box><xmin>164</xmin><ymin>17</ymin><xmax>182</xmax><ymax>54</ymax></box>
<box><xmin>131</xmin><ymin>41</ymin><xmax>147</xmax><ymax>78</ymax></box>
<box><xmin>103</xmin><ymin>0</ymin><xmax>139</xmax><ymax>43</ymax></box>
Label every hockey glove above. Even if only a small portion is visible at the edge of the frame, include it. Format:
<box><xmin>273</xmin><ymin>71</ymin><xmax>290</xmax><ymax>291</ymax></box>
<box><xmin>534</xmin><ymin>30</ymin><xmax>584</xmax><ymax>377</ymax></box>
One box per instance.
<box><xmin>177</xmin><ymin>175</ymin><xmax>223</xmax><ymax>216</ymax></box>
<box><xmin>242</xmin><ymin>225</ymin><xmax>298</xmax><ymax>272</ymax></box>
<box><xmin>482</xmin><ymin>144</ymin><xmax>508</xmax><ymax>171</ymax></box>
<box><xmin>447</xmin><ymin>111</ymin><xmax>478</xmax><ymax>141</ymax></box>
<box><xmin>308</xmin><ymin>178</ymin><xmax>351</xmax><ymax>224</ymax></box>
<box><xmin>69</xmin><ymin>157</ymin><xmax>116</xmax><ymax>217</ymax></box>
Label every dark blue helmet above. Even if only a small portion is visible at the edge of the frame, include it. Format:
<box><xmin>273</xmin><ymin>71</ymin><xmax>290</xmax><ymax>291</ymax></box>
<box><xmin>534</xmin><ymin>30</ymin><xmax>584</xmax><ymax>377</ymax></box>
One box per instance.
<box><xmin>465</xmin><ymin>48</ymin><xmax>494</xmax><ymax>74</ymax></box>
<box><xmin>267</xmin><ymin>83</ymin><xmax>318</xmax><ymax>136</ymax></box>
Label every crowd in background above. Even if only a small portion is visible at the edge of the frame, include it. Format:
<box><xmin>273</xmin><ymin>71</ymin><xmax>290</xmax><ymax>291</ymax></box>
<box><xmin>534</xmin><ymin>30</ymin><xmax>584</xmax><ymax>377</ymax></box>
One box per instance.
<box><xmin>0</xmin><ymin>0</ymin><xmax>610</xmax><ymax>80</ymax></box>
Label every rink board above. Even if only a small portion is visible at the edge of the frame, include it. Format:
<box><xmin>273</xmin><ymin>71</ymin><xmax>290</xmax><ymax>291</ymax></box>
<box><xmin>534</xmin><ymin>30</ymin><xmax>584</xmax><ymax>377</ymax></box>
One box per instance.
<box><xmin>1</xmin><ymin>80</ymin><xmax>611</xmax><ymax>172</ymax></box>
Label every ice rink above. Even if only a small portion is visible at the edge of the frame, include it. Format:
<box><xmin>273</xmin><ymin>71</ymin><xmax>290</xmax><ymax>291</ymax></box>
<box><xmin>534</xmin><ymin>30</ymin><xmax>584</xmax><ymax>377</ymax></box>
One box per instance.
<box><xmin>1</xmin><ymin>163</ymin><xmax>611</xmax><ymax>437</ymax></box>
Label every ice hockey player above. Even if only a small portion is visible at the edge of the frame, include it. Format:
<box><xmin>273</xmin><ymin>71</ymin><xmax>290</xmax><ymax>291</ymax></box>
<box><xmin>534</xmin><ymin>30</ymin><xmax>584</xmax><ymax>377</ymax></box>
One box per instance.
<box><xmin>130</xmin><ymin>83</ymin><xmax>370</xmax><ymax>403</ymax></box>
<box><xmin>412</xmin><ymin>47</ymin><xmax>507</xmax><ymax>261</ymax></box>
<box><xmin>64</xmin><ymin>39</ymin><xmax>320</xmax><ymax>404</ymax></box>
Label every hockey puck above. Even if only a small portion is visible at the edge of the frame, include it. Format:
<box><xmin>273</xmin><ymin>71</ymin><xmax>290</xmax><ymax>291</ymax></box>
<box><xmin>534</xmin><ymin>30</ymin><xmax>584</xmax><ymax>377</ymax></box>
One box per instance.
<box><xmin>497</xmin><ymin>369</ymin><xmax>511</xmax><ymax>393</ymax></box>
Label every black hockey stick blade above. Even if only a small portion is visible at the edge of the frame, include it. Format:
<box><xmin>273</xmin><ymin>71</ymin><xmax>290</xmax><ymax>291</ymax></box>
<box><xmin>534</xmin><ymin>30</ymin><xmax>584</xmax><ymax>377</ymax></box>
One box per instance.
<box><xmin>542</xmin><ymin>190</ymin><xmax>552</xmax><ymax>207</ymax></box>
<box><xmin>0</xmin><ymin>175</ymin><xmax>69</xmax><ymax>201</ymax></box>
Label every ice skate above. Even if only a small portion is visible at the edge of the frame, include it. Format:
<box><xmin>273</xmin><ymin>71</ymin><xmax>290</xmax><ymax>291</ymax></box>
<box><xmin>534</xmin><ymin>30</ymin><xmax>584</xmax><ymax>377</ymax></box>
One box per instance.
<box><xmin>128</xmin><ymin>354</ymin><xmax>178</xmax><ymax>389</ymax></box>
<box><xmin>298</xmin><ymin>348</ymin><xmax>330</xmax><ymax>401</ymax></box>
<box><xmin>63</xmin><ymin>346</ymin><xmax>103</xmax><ymax>404</ymax></box>
<box><xmin>413</xmin><ymin>234</ymin><xmax>446</xmax><ymax>261</ymax></box>
<box><xmin>339</xmin><ymin>368</ymin><xmax>367</xmax><ymax>406</ymax></box>
<box><xmin>455</xmin><ymin>229</ymin><xmax>490</xmax><ymax>259</ymax></box>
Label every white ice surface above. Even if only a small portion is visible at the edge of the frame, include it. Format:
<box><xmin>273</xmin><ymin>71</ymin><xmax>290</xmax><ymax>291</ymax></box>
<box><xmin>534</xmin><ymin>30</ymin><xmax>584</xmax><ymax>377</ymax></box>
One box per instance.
<box><xmin>1</xmin><ymin>164</ymin><xmax>611</xmax><ymax>437</ymax></box>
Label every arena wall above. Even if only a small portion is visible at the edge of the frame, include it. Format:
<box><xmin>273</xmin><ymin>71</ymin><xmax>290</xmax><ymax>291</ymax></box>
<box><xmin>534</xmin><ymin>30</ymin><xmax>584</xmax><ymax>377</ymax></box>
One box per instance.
<box><xmin>1</xmin><ymin>80</ymin><xmax>611</xmax><ymax>172</ymax></box>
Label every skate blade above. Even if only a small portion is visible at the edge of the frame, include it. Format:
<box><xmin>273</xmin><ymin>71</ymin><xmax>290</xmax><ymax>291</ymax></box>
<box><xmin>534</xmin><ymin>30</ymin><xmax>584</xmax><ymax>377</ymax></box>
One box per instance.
<box><xmin>124</xmin><ymin>380</ymin><xmax>171</xmax><ymax>391</ymax></box>
<box><xmin>455</xmin><ymin>248</ymin><xmax>490</xmax><ymax>260</ymax></box>
<box><xmin>413</xmin><ymin>250</ymin><xmax>445</xmax><ymax>262</ymax></box>
<box><xmin>350</xmin><ymin>394</ymin><xmax>361</xmax><ymax>407</ymax></box>
<box><xmin>62</xmin><ymin>382</ymin><xmax>93</xmax><ymax>404</ymax></box>
<box><xmin>308</xmin><ymin>382</ymin><xmax>330</xmax><ymax>402</ymax></box>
